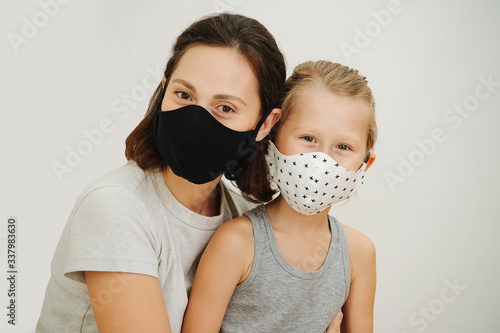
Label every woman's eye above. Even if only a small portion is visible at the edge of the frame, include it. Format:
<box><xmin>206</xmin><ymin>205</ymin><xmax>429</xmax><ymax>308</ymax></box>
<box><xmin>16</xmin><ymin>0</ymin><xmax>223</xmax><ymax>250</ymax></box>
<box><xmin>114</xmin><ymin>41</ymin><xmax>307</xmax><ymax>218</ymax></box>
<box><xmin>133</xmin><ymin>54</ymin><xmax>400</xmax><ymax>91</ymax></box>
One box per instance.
<box><xmin>176</xmin><ymin>91</ymin><xmax>191</xmax><ymax>100</ymax></box>
<box><xmin>302</xmin><ymin>136</ymin><xmax>316</xmax><ymax>143</ymax></box>
<box><xmin>336</xmin><ymin>144</ymin><xmax>350</xmax><ymax>151</ymax></box>
<box><xmin>217</xmin><ymin>105</ymin><xmax>235</xmax><ymax>113</ymax></box>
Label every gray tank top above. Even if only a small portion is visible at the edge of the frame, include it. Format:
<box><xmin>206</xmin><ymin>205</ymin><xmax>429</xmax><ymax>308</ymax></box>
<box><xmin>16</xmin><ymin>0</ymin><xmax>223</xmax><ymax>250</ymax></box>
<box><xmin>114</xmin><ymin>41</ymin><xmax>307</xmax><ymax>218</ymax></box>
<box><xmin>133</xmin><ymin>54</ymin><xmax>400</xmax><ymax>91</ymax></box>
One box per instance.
<box><xmin>221</xmin><ymin>205</ymin><xmax>350</xmax><ymax>333</ymax></box>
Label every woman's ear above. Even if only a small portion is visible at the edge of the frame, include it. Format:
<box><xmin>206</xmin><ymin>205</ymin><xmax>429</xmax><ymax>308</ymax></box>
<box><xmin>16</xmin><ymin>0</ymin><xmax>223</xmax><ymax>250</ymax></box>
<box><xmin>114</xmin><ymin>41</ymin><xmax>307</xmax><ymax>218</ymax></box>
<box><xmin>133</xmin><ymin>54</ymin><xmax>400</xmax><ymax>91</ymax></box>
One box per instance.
<box><xmin>256</xmin><ymin>108</ymin><xmax>281</xmax><ymax>142</ymax></box>
<box><xmin>161</xmin><ymin>77</ymin><xmax>167</xmax><ymax>88</ymax></box>
<box><xmin>365</xmin><ymin>152</ymin><xmax>376</xmax><ymax>171</ymax></box>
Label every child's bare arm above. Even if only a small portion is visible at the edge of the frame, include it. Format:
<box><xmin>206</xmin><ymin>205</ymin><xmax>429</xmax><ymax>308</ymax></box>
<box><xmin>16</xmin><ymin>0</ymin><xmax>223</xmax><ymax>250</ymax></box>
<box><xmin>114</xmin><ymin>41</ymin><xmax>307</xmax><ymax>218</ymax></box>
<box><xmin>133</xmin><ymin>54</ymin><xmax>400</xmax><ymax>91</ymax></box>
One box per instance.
<box><xmin>341</xmin><ymin>225</ymin><xmax>377</xmax><ymax>333</ymax></box>
<box><xmin>181</xmin><ymin>216</ymin><xmax>254</xmax><ymax>333</ymax></box>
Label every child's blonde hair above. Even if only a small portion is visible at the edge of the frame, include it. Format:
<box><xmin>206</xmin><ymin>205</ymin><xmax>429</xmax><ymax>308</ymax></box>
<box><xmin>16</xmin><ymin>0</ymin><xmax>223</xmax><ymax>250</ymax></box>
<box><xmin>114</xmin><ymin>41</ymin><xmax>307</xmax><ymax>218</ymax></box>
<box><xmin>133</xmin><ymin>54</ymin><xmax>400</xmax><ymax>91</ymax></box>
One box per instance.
<box><xmin>275</xmin><ymin>61</ymin><xmax>377</xmax><ymax>152</ymax></box>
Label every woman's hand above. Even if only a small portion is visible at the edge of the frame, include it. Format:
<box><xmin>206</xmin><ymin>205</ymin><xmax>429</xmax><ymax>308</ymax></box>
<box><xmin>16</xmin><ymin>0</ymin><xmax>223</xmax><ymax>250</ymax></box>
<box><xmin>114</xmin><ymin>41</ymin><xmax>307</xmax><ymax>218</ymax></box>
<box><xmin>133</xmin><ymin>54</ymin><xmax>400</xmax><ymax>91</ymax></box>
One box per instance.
<box><xmin>326</xmin><ymin>311</ymin><xmax>343</xmax><ymax>333</ymax></box>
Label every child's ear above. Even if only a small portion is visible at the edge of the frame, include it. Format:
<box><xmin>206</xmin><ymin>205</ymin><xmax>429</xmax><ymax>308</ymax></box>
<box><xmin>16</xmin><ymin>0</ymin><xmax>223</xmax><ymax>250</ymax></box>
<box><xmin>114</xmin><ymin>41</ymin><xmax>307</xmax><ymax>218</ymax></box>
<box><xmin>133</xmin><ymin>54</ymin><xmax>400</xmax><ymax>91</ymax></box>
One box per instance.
<box><xmin>365</xmin><ymin>152</ymin><xmax>376</xmax><ymax>171</ymax></box>
<box><xmin>161</xmin><ymin>77</ymin><xmax>166</xmax><ymax>88</ymax></box>
<box><xmin>256</xmin><ymin>108</ymin><xmax>281</xmax><ymax>142</ymax></box>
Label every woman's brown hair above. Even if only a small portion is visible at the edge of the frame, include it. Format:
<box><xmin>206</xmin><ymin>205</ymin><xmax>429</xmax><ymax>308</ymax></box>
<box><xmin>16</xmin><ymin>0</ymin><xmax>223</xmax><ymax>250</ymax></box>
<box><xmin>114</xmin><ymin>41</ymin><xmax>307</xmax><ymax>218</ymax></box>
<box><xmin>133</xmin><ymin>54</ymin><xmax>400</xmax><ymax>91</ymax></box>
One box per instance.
<box><xmin>125</xmin><ymin>13</ymin><xmax>286</xmax><ymax>203</ymax></box>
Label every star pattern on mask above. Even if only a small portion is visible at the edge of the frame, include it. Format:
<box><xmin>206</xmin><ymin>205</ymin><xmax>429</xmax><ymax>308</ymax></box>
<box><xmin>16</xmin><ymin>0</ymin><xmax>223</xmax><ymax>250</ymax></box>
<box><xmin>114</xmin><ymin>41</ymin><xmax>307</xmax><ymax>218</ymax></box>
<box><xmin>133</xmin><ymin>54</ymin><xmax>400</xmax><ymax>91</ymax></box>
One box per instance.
<box><xmin>265</xmin><ymin>142</ymin><xmax>367</xmax><ymax>215</ymax></box>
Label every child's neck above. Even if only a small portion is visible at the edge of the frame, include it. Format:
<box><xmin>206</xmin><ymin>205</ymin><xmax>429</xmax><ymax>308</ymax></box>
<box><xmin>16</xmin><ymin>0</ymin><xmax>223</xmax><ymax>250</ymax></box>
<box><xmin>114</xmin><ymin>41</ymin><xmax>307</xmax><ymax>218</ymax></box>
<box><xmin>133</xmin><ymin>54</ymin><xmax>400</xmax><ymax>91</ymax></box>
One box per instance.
<box><xmin>266</xmin><ymin>194</ymin><xmax>332</xmax><ymax>272</ymax></box>
<box><xmin>266</xmin><ymin>194</ymin><xmax>331</xmax><ymax>235</ymax></box>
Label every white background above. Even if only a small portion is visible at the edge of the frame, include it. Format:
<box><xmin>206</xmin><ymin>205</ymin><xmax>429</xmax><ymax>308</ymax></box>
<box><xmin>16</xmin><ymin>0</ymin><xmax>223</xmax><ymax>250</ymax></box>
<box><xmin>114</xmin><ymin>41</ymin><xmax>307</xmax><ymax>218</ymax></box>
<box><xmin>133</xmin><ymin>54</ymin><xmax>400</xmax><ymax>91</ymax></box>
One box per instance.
<box><xmin>1</xmin><ymin>0</ymin><xmax>500</xmax><ymax>332</ymax></box>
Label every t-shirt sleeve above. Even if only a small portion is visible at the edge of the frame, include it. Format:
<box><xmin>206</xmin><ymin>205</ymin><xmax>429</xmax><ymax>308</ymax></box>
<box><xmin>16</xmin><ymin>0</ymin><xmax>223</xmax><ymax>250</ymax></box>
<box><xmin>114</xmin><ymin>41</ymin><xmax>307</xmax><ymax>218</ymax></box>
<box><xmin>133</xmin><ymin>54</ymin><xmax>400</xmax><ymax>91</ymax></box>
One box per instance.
<box><xmin>63</xmin><ymin>186</ymin><xmax>159</xmax><ymax>283</ymax></box>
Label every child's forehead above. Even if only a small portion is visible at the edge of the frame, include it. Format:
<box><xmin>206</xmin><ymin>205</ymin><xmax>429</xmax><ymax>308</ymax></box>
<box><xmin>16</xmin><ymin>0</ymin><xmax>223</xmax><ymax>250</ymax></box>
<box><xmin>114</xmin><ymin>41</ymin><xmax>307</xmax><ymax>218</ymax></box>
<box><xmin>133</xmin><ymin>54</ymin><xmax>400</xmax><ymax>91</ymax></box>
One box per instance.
<box><xmin>287</xmin><ymin>88</ymin><xmax>370</xmax><ymax>123</ymax></box>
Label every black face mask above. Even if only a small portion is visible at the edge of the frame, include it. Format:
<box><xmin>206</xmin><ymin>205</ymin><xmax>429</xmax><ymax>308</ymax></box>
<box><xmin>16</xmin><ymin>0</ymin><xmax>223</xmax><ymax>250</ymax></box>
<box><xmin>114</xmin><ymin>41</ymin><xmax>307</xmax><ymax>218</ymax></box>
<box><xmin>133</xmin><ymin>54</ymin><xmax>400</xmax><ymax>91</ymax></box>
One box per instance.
<box><xmin>154</xmin><ymin>103</ymin><xmax>269</xmax><ymax>184</ymax></box>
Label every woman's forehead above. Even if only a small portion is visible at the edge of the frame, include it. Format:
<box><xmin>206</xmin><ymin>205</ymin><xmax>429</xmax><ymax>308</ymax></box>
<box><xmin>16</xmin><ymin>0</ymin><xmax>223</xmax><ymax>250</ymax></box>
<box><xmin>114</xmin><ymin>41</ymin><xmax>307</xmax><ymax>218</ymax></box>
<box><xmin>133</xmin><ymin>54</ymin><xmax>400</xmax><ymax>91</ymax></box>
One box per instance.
<box><xmin>170</xmin><ymin>45</ymin><xmax>259</xmax><ymax>100</ymax></box>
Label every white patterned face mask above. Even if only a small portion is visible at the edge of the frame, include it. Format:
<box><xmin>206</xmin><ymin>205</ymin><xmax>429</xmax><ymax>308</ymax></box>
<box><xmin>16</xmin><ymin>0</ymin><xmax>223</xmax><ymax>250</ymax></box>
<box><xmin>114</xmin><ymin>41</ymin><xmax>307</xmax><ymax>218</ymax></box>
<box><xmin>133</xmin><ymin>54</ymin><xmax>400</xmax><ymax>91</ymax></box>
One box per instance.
<box><xmin>265</xmin><ymin>141</ymin><xmax>368</xmax><ymax>215</ymax></box>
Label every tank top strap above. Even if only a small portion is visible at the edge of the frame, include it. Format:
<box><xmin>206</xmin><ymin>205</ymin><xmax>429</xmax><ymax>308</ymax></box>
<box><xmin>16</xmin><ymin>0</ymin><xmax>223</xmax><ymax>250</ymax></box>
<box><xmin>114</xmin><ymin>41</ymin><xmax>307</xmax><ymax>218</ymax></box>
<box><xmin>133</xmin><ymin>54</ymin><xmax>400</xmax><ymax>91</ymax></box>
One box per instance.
<box><xmin>328</xmin><ymin>214</ymin><xmax>351</xmax><ymax>301</ymax></box>
<box><xmin>243</xmin><ymin>204</ymin><xmax>268</xmax><ymax>241</ymax></box>
<box><xmin>236</xmin><ymin>205</ymin><xmax>269</xmax><ymax>294</ymax></box>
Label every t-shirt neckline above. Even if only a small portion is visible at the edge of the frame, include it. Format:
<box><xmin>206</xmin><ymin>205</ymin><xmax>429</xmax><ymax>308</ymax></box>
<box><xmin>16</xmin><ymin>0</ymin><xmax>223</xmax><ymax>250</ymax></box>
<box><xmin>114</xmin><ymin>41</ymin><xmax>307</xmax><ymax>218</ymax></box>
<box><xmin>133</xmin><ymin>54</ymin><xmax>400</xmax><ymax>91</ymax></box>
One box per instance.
<box><xmin>153</xmin><ymin>170</ymin><xmax>225</xmax><ymax>231</ymax></box>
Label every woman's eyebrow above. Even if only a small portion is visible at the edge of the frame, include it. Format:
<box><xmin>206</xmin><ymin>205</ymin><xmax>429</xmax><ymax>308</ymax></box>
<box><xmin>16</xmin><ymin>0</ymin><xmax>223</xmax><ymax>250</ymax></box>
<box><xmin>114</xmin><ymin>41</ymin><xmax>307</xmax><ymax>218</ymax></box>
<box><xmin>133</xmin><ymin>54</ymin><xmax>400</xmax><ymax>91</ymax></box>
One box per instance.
<box><xmin>171</xmin><ymin>79</ymin><xmax>247</xmax><ymax>106</ymax></box>
<box><xmin>214</xmin><ymin>94</ymin><xmax>247</xmax><ymax>106</ymax></box>
<box><xmin>171</xmin><ymin>79</ymin><xmax>196</xmax><ymax>92</ymax></box>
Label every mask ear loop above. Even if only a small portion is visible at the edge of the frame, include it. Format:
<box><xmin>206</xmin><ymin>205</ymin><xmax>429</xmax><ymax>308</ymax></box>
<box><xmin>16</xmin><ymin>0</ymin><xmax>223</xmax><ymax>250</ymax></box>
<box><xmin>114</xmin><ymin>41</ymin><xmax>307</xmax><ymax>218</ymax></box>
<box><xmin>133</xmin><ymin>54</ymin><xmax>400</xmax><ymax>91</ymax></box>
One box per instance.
<box><xmin>225</xmin><ymin>109</ymin><xmax>273</xmax><ymax>181</ymax></box>
<box><xmin>225</xmin><ymin>109</ymin><xmax>273</xmax><ymax>180</ymax></box>
<box><xmin>252</xmin><ymin>109</ymin><xmax>273</xmax><ymax>138</ymax></box>
<box><xmin>346</xmin><ymin>154</ymin><xmax>370</xmax><ymax>201</ymax></box>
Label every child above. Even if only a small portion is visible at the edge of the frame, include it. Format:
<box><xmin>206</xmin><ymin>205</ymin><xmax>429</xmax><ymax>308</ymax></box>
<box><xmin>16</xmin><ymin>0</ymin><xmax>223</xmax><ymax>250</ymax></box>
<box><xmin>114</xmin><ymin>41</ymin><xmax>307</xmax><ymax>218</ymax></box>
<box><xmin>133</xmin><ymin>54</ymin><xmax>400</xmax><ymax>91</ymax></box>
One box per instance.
<box><xmin>182</xmin><ymin>61</ymin><xmax>377</xmax><ymax>333</ymax></box>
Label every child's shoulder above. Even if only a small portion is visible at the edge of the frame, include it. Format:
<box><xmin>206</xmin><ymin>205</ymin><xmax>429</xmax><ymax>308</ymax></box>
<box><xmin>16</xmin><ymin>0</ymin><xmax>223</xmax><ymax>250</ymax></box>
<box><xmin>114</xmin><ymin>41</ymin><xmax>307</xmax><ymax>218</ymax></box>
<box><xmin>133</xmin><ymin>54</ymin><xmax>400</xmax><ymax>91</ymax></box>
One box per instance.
<box><xmin>210</xmin><ymin>216</ymin><xmax>255</xmax><ymax>281</ymax></box>
<box><xmin>342</xmin><ymin>224</ymin><xmax>376</xmax><ymax>276</ymax></box>
<box><xmin>342</xmin><ymin>224</ymin><xmax>376</xmax><ymax>255</ymax></box>
<box><xmin>211</xmin><ymin>216</ymin><xmax>254</xmax><ymax>257</ymax></box>
<box><xmin>218</xmin><ymin>215</ymin><xmax>254</xmax><ymax>240</ymax></box>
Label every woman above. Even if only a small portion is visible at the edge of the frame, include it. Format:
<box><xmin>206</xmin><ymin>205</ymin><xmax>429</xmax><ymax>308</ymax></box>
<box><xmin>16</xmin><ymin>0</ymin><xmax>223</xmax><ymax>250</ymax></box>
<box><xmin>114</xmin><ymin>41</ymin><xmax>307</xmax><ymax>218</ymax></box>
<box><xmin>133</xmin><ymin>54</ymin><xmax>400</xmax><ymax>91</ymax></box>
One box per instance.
<box><xmin>36</xmin><ymin>13</ymin><xmax>343</xmax><ymax>333</ymax></box>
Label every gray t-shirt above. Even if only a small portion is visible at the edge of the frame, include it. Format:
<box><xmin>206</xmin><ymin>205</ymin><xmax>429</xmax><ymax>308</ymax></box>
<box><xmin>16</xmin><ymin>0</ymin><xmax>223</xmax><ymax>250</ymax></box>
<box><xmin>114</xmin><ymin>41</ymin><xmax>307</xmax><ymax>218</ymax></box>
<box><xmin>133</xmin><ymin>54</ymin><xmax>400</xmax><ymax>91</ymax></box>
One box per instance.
<box><xmin>36</xmin><ymin>162</ymin><xmax>255</xmax><ymax>333</ymax></box>
<box><xmin>221</xmin><ymin>205</ymin><xmax>350</xmax><ymax>333</ymax></box>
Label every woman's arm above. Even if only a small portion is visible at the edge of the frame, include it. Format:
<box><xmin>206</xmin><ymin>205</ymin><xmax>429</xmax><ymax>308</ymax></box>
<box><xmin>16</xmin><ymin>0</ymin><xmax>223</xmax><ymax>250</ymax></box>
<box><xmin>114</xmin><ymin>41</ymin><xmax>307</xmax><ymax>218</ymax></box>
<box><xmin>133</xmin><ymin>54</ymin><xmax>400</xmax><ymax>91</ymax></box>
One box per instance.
<box><xmin>85</xmin><ymin>271</ymin><xmax>172</xmax><ymax>333</ymax></box>
<box><xmin>182</xmin><ymin>216</ymin><xmax>254</xmax><ymax>333</ymax></box>
<box><xmin>341</xmin><ymin>225</ymin><xmax>377</xmax><ymax>333</ymax></box>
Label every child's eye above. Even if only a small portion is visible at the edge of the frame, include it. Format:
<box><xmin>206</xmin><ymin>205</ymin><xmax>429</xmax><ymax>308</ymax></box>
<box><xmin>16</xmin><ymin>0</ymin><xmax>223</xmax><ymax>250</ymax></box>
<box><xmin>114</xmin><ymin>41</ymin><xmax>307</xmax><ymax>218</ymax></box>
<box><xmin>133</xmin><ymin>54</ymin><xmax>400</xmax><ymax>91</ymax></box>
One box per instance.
<box><xmin>302</xmin><ymin>136</ymin><xmax>316</xmax><ymax>143</ymax></box>
<box><xmin>336</xmin><ymin>144</ymin><xmax>351</xmax><ymax>151</ymax></box>
<box><xmin>217</xmin><ymin>105</ymin><xmax>235</xmax><ymax>113</ymax></box>
<box><xmin>175</xmin><ymin>91</ymin><xmax>191</xmax><ymax>100</ymax></box>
